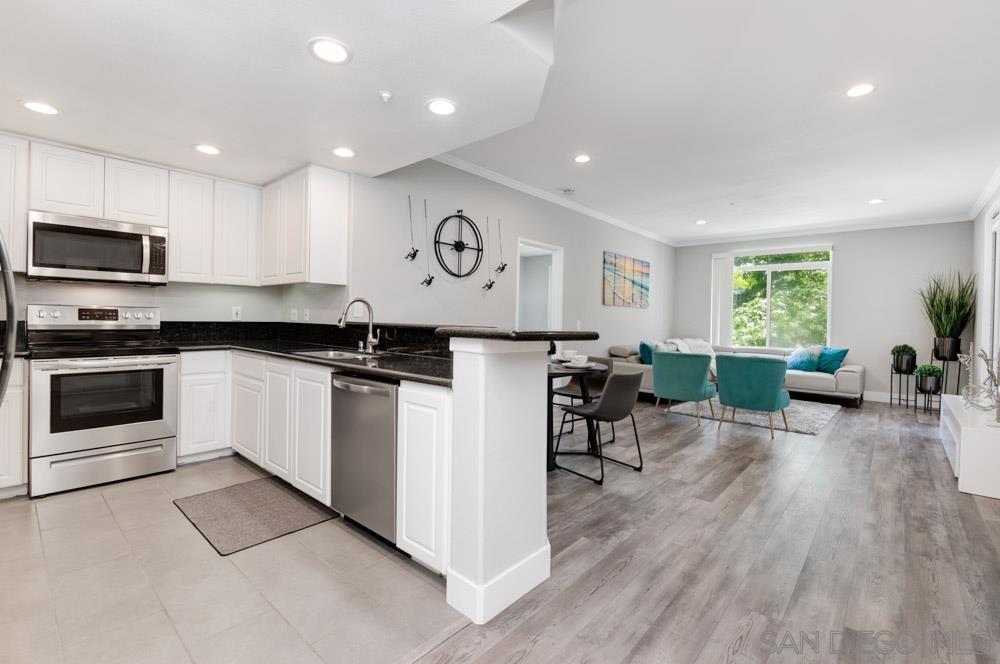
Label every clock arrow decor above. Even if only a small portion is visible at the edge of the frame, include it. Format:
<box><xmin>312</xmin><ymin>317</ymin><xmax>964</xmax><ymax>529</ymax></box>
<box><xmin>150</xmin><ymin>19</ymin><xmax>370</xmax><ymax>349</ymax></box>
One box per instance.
<box><xmin>434</xmin><ymin>210</ymin><xmax>483</xmax><ymax>278</ymax></box>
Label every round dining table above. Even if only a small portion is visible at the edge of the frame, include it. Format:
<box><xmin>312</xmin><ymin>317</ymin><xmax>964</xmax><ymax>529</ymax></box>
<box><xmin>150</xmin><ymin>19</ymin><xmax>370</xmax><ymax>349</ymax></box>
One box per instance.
<box><xmin>547</xmin><ymin>362</ymin><xmax>608</xmax><ymax>471</ymax></box>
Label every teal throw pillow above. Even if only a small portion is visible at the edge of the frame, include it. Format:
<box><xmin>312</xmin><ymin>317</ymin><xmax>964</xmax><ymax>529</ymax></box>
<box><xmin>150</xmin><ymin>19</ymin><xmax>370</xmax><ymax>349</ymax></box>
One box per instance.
<box><xmin>787</xmin><ymin>346</ymin><xmax>820</xmax><ymax>372</ymax></box>
<box><xmin>817</xmin><ymin>347</ymin><xmax>849</xmax><ymax>374</ymax></box>
<box><xmin>639</xmin><ymin>340</ymin><xmax>654</xmax><ymax>364</ymax></box>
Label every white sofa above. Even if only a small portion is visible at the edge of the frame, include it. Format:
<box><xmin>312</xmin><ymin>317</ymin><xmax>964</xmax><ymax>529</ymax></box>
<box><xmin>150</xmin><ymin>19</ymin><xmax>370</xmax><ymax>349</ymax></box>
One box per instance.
<box><xmin>600</xmin><ymin>342</ymin><xmax>866</xmax><ymax>406</ymax></box>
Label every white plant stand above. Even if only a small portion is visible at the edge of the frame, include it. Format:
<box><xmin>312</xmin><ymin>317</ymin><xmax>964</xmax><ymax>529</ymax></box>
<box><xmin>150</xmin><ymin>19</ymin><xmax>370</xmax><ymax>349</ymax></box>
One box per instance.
<box><xmin>940</xmin><ymin>394</ymin><xmax>1000</xmax><ymax>498</ymax></box>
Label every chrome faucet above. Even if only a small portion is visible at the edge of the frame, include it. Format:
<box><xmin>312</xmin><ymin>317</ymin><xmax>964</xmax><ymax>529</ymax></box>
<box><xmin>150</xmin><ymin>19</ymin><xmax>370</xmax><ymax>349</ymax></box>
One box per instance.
<box><xmin>337</xmin><ymin>298</ymin><xmax>380</xmax><ymax>353</ymax></box>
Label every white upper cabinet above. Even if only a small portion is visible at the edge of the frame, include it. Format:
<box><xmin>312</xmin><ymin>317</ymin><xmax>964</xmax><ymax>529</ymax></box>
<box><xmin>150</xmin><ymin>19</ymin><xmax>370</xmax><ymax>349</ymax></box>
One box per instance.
<box><xmin>259</xmin><ymin>181</ymin><xmax>283</xmax><ymax>285</ymax></box>
<box><xmin>29</xmin><ymin>142</ymin><xmax>105</xmax><ymax>218</ymax></box>
<box><xmin>104</xmin><ymin>158</ymin><xmax>169</xmax><ymax>226</ymax></box>
<box><xmin>168</xmin><ymin>172</ymin><xmax>214</xmax><ymax>283</ymax></box>
<box><xmin>213</xmin><ymin>180</ymin><xmax>260</xmax><ymax>286</ymax></box>
<box><xmin>0</xmin><ymin>133</ymin><xmax>28</xmax><ymax>272</ymax></box>
<box><xmin>260</xmin><ymin>165</ymin><xmax>349</xmax><ymax>286</ymax></box>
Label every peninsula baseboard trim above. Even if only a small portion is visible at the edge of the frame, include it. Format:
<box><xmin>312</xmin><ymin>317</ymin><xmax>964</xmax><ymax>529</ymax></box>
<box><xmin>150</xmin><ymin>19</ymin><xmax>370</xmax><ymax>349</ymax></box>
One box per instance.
<box><xmin>446</xmin><ymin>542</ymin><xmax>551</xmax><ymax>624</ymax></box>
<box><xmin>177</xmin><ymin>447</ymin><xmax>235</xmax><ymax>466</ymax></box>
<box><xmin>0</xmin><ymin>484</ymin><xmax>27</xmax><ymax>500</ymax></box>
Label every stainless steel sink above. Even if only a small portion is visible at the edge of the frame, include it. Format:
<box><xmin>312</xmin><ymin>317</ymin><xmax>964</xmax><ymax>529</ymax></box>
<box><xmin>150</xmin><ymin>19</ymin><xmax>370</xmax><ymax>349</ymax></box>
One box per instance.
<box><xmin>291</xmin><ymin>350</ymin><xmax>371</xmax><ymax>361</ymax></box>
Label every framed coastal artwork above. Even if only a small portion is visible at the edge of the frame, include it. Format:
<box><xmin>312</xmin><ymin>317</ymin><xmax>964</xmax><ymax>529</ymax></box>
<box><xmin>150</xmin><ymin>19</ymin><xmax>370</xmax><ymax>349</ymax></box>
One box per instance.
<box><xmin>603</xmin><ymin>251</ymin><xmax>649</xmax><ymax>308</ymax></box>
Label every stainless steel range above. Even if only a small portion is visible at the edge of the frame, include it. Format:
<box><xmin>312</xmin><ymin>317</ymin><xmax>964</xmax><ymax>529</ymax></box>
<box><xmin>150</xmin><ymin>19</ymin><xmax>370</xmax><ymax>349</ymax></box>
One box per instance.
<box><xmin>28</xmin><ymin>305</ymin><xmax>177</xmax><ymax>497</ymax></box>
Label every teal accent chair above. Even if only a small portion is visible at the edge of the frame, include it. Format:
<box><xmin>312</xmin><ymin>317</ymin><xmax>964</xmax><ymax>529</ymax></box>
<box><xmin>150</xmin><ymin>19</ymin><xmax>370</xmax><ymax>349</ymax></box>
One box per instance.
<box><xmin>715</xmin><ymin>355</ymin><xmax>790</xmax><ymax>438</ymax></box>
<box><xmin>651</xmin><ymin>352</ymin><xmax>717</xmax><ymax>425</ymax></box>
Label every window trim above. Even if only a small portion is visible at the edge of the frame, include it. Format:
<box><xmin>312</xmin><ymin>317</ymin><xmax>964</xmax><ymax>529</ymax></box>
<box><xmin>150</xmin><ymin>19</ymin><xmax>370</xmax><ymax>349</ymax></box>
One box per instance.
<box><xmin>717</xmin><ymin>245</ymin><xmax>835</xmax><ymax>348</ymax></box>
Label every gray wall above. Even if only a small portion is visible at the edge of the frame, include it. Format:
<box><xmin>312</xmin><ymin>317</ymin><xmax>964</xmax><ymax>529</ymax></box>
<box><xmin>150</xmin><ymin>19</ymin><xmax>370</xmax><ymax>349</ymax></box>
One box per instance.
<box><xmin>671</xmin><ymin>221</ymin><xmax>974</xmax><ymax>396</ymax></box>
<box><xmin>517</xmin><ymin>254</ymin><xmax>552</xmax><ymax>330</ymax></box>
<box><xmin>284</xmin><ymin>159</ymin><xmax>675</xmax><ymax>355</ymax></box>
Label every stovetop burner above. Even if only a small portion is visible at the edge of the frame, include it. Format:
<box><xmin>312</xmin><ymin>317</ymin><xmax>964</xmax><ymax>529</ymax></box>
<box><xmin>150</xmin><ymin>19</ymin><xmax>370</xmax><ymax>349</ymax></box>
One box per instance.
<box><xmin>26</xmin><ymin>304</ymin><xmax>171</xmax><ymax>359</ymax></box>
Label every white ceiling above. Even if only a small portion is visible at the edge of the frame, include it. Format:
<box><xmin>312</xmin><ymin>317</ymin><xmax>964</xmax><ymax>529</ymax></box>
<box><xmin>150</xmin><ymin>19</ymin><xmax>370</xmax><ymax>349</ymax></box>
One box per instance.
<box><xmin>451</xmin><ymin>0</ymin><xmax>1000</xmax><ymax>245</ymax></box>
<box><xmin>0</xmin><ymin>0</ymin><xmax>550</xmax><ymax>183</ymax></box>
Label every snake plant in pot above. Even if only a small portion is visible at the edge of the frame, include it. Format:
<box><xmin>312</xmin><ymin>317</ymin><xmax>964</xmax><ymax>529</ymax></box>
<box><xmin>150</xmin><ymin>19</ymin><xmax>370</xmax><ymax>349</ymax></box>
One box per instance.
<box><xmin>891</xmin><ymin>344</ymin><xmax>917</xmax><ymax>374</ymax></box>
<box><xmin>917</xmin><ymin>272</ymin><xmax>976</xmax><ymax>361</ymax></box>
<box><xmin>914</xmin><ymin>363</ymin><xmax>943</xmax><ymax>394</ymax></box>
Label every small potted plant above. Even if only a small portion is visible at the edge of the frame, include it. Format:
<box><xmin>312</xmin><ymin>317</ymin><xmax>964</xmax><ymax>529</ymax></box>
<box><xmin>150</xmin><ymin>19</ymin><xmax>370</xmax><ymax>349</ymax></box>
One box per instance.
<box><xmin>914</xmin><ymin>363</ymin><xmax>943</xmax><ymax>394</ymax></box>
<box><xmin>918</xmin><ymin>272</ymin><xmax>976</xmax><ymax>361</ymax></box>
<box><xmin>891</xmin><ymin>344</ymin><xmax>917</xmax><ymax>374</ymax></box>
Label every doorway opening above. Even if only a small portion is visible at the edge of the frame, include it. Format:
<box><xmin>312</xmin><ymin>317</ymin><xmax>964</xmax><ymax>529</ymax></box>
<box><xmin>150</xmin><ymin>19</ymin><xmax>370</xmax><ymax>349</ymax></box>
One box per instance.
<box><xmin>515</xmin><ymin>239</ymin><xmax>564</xmax><ymax>331</ymax></box>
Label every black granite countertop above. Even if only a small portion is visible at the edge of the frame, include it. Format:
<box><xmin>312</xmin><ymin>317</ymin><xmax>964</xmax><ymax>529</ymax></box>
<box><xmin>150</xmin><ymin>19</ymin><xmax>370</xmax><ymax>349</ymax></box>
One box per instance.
<box><xmin>171</xmin><ymin>340</ymin><xmax>453</xmax><ymax>387</ymax></box>
<box><xmin>436</xmin><ymin>327</ymin><xmax>600</xmax><ymax>341</ymax></box>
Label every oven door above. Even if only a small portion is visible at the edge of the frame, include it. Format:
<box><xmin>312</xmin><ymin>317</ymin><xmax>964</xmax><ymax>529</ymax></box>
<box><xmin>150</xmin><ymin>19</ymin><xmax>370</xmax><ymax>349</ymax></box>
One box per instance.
<box><xmin>27</xmin><ymin>211</ymin><xmax>166</xmax><ymax>284</ymax></box>
<box><xmin>30</xmin><ymin>356</ymin><xmax>178</xmax><ymax>458</ymax></box>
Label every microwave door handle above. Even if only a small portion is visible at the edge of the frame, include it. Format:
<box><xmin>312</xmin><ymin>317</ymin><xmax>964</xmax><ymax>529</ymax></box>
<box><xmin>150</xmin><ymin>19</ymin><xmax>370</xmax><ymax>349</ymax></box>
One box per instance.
<box><xmin>141</xmin><ymin>235</ymin><xmax>150</xmax><ymax>274</ymax></box>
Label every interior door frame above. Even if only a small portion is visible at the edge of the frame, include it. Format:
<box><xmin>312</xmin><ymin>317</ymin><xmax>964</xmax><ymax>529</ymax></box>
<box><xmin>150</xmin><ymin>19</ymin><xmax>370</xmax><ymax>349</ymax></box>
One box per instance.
<box><xmin>514</xmin><ymin>238</ymin><xmax>564</xmax><ymax>331</ymax></box>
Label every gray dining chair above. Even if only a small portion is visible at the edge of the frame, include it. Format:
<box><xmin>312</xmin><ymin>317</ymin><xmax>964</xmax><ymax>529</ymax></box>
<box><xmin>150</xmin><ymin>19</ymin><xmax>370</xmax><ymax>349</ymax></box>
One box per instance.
<box><xmin>551</xmin><ymin>357</ymin><xmax>615</xmax><ymax>441</ymax></box>
<box><xmin>554</xmin><ymin>371</ymin><xmax>643</xmax><ymax>485</ymax></box>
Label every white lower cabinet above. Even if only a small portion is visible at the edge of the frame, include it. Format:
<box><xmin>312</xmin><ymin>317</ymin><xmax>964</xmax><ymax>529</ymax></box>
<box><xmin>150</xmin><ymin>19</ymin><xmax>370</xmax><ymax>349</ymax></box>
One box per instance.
<box><xmin>289</xmin><ymin>362</ymin><xmax>331</xmax><ymax>505</ymax></box>
<box><xmin>178</xmin><ymin>352</ymin><xmax>230</xmax><ymax>459</ymax></box>
<box><xmin>0</xmin><ymin>359</ymin><xmax>27</xmax><ymax>490</ymax></box>
<box><xmin>262</xmin><ymin>360</ymin><xmax>293</xmax><ymax>480</ymax></box>
<box><xmin>396</xmin><ymin>380</ymin><xmax>452</xmax><ymax>573</ymax></box>
<box><xmin>231</xmin><ymin>353</ymin><xmax>265</xmax><ymax>464</ymax></box>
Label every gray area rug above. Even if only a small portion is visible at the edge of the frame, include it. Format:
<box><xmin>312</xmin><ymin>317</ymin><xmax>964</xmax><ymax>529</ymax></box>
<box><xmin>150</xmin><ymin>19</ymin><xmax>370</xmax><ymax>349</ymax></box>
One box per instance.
<box><xmin>666</xmin><ymin>397</ymin><xmax>841</xmax><ymax>435</ymax></box>
<box><xmin>174</xmin><ymin>477</ymin><xmax>336</xmax><ymax>555</ymax></box>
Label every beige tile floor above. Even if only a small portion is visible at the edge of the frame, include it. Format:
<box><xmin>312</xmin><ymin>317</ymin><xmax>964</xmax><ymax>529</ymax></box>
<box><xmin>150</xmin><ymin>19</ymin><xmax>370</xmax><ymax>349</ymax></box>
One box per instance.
<box><xmin>0</xmin><ymin>456</ymin><xmax>467</xmax><ymax>664</ymax></box>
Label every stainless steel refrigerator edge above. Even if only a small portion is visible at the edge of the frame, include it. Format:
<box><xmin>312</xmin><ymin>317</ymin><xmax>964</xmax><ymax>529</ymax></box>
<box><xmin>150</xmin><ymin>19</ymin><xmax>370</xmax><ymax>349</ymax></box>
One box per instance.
<box><xmin>330</xmin><ymin>374</ymin><xmax>398</xmax><ymax>542</ymax></box>
<box><xmin>0</xmin><ymin>228</ymin><xmax>17</xmax><ymax>422</ymax></box>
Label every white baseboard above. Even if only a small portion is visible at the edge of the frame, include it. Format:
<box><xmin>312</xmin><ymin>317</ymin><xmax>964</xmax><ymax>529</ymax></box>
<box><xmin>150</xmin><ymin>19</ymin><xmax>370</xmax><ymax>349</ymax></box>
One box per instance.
<box><xmin>0</xmin><ymin>484</ymin><xmax>27</xmax><ymax>500</ymax></box>
<box><xmin>177</xmin><ymin>448</ymin><xmax>234</xmax><ymax>466</ymax></box>
<box><xmin>446</xmin><ymin>541</ymin><xmax>551</xmax><ymax>625</ymax></box>
<box><xmin>865</xmin><ymin>391</ymin><xmax>891</xmax><ymax>404</ymax></box>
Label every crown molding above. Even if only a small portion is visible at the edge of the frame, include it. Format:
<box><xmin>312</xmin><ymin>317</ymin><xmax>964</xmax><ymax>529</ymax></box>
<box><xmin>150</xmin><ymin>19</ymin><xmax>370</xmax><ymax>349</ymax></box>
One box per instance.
<box><xmin>432</xmin><ymin>153</ymin><xmax>673</xmax><ymax>245</ymax></box>
<box><xmin>670</xmin><ymin>214</ymin><xmax>972</xmax><ymax>247</ymax></box>
<box><xmin>969</xmin><ymin>163</ymin><xmax>1000</xmax><ymax>220</ymax></box>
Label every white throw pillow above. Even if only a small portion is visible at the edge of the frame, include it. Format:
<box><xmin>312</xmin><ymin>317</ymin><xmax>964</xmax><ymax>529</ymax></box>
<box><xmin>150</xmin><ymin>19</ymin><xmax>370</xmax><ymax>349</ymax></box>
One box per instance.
<box><xmin>665</xmin><ymin>338</ymin><xmax>691</xmax><ymax>353</ymax></box>
<box><xmin>683</xmin><ymin>338</ymin><xmax>717</xmax><ymax>378</ymax></box>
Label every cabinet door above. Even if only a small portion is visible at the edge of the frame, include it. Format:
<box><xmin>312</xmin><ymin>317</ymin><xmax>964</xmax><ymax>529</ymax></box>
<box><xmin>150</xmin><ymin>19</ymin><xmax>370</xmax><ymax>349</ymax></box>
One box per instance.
<box><xmin>179</xmin><ymin>373</ymin><xmax>229</xmax><ymax>457</ymax></box>
<box><xmin>213</xmin><ymin>181</ymin><xmax>260</xmax><ymax>286</ymax></box>
<box><xmin>0</xmin><ymin>360</ymin><xmax>26</xmax><ymax>489</ymax></box>
<box><xmin>281</xmin><ymin>169</ymin><xmax>308</xmax><ymax>282</ymax></box>
<box><xmin>29</xmin><ymin>143</ymin><xmax>105</xmax><ymax>217</ymax></box>
<box><xmin>104</xmin><ymin>158</ymin><xmax>169</xmax><ymax>226</ymax></box>
<box><xmin>0</xmin><ymin>134</ymin><xmax>28</xmax><ymax>272</ymax></box>
<box><xmin>263</xmin><ymin>361</ymin><xmax>292</xmax><ymax>480</ymax></box>
<box><xmin>231</xmin><ymin>374</ymin><xmax>264</xmax><ymax>464</ymax></box>
<box><xmin>259</xmin><ymin>181</ymin><xmax>283</xmax><ymax>285</ymax></box>
<box><xmin>291</xmin><ymin>363</ymin><xmax>330</xmax><ymax>505</ymax></box>
<box><xmin>168</xmin><ymin>172</ymin><xmax>214</xmax><ymax>283</ymax></box>
<box><xmin>396</xmin><ymin>381</ymin><xmax>452</xmax><ymax>573</ymax></box>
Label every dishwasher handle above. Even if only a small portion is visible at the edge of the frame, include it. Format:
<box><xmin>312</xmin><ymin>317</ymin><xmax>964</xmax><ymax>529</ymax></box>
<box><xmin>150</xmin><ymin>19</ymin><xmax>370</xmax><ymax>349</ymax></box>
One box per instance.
<box><xmin>332</xmin><ymin>378</ymin><xmax>394</xmax><ymax>397</ymax></box>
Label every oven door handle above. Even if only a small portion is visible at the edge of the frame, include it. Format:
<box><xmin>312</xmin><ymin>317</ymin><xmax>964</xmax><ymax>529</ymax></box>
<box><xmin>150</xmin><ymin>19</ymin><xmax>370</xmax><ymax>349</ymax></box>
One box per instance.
<box><xmin>34</xmin><ymin>357</ymin><xmax>177</xmax><ymax>372</ymax></box>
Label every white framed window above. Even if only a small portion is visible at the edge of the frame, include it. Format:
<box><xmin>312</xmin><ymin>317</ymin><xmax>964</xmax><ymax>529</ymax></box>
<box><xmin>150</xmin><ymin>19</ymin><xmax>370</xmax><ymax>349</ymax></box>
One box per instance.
<box><xmin>711</xmin><ymin>246</ymin><xmax>833</xmax><ymax>348</ymax></box>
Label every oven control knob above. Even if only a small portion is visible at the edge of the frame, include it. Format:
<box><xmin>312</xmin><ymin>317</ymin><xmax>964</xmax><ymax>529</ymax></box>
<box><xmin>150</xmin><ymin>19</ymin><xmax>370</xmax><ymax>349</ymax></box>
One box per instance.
<box><xmin>145</xmin><ymin>312</ymin><xmax>154</xmax><ymax>320</ymax></box>
<box><xmin>51</xmin><ymin>310</ymin><xmax>60</xmax><ymax>319</ymax></box>
<box><xmin>123</xmin><ymin>312</ymin><xmax>131</xmax><ymax>320</ymax></box>
<box><xmin>37</xmin><ymin>310</ymin><xmax>45</xmax><ymax>318</ymax></box>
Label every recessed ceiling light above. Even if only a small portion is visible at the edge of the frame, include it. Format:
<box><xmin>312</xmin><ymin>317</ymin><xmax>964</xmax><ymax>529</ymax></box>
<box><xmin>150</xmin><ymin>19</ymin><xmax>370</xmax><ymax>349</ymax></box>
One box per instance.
<box><xmin>427</xmin><ymin>98</ymin><xmax>456</xmax><ymax>116</ymax></box>
<box><xmin>695</xmin><ymin>219</ymin><xmax>707</xmax><ymax>225</ymax></box>
<box><xmin>846</xmin><ymin>83</ymin><xmax>876</xmax><ymax>97</ymax></box>
<box><xmin>573</xmin><ymin>154</ymin><xmax>591</xmax><ymax>164</ymax></box>
<box><xmin>332</xmin><ymin>147</ymin><xmax>355</xmax><ymax>158</ymax></box>
<box><xmin>868</xmin><ymin>198</ymin><xmax>885</xmax><ymax>205</ymax></box>
<box><xmin>309</xmin><ymin>38</ymin><xmax>352</xmax><ymax>64</ymax></box>
<box><xmin>378</xmin><ymin>90</ymin><xmax>393</xmax><ymax>103</ymax></box>
<box><xmin>194</xmin><ymin>144</ymin><xmax>221</xmax><ymax>156</ymax></box>
<box><xmin>24</xmin><ymin>101</ymin><xmax>58</xmax><ymax>115</ymax></box>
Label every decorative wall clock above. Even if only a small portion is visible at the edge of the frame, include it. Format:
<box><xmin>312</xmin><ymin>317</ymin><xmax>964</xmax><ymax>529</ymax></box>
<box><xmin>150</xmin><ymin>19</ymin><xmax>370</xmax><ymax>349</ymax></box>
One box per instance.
<box><xmin>434</xmin><ymin>210</ymin><xmax>483</xmax><ymax>278</ymax></box>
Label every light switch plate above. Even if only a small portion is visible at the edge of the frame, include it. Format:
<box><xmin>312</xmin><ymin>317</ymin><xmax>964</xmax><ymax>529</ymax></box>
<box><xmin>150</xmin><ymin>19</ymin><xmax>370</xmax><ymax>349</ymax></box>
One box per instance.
<box><xmin>290</xmin><ymin>308</ymin><xmax>298</xmax><ymax>321</ymax></box>
<box><xmin>303</xmin><ymin>309</ymin><xmax>310</xmax><ymax>322</ymax></box>
<box><xmin>231</xmin><ymin>306</ymin><xmax>242</xmax><ymax>321</ymax></box>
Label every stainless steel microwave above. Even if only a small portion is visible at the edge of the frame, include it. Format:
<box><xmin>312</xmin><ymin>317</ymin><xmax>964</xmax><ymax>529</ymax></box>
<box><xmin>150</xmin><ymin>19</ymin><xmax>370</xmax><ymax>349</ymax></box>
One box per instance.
<box><xmin>27</xmin><ymin>211</ymin><xmax>168</xmax><ymax>285</ymax></box>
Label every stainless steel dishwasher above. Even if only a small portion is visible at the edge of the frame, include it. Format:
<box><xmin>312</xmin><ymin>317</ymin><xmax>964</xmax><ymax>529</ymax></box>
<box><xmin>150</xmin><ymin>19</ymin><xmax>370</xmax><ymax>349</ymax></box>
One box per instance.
<box><xmin>330</xmin><ymin>374</ymin><xmax>398</xmax><ymax>542</ymax></box>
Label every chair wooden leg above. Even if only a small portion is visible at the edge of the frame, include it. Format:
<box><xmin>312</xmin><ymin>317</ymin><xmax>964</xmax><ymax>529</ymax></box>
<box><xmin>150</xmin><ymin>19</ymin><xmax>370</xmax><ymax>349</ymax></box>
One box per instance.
<box><xmin>732</xmin><ymin>408</ymin><xmax>737</xmax><ymax>421</ymax></box>
<box><xmin>655</xmin><ymin>397</ymin><xmax>660</xmax><ymax>408</ymax></box>
<box><xmin>768</xmin><ymin>412</ymin><xmax>775</xmax><ymax>439</ymax></box>
<box><xmin>666</xmin><ymin>399</ymin><xmax>671</xmax><ymax>412</ymax></box>
<box><xmin>718</xmin><ymin>405</ymin><xmax>726</xmax><ymax>429</ymax></box>
<box><xmin>781</xmin><ymin>408</ymin><xmax>789</xmax><ymax>431</ymax></box>
<box><xmin>708</xmin><ymin>399</ymin><xmax>715</xmax><ymax>418</ymax></box>
<box><xmin>695</xmin><ymin>400</ymin><xmax>701</xmax><ymax>426</ymax></box>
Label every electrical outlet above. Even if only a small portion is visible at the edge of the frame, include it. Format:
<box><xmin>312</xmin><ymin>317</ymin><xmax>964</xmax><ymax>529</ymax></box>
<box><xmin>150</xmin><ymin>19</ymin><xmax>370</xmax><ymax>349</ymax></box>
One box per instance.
<box><xmin>231</xmin><ymin>306</ymin><xmax>242</xmax><ymax>321</ymax></box>
<box><xmin>303</xmin><ymin>309</ymin><xmax>310</xmax><ymax>322</ymax></box>
<box><xmin>290</xmin><ymin>308</ymin><xmax>298</xmax><ymax>321</ymax></box>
